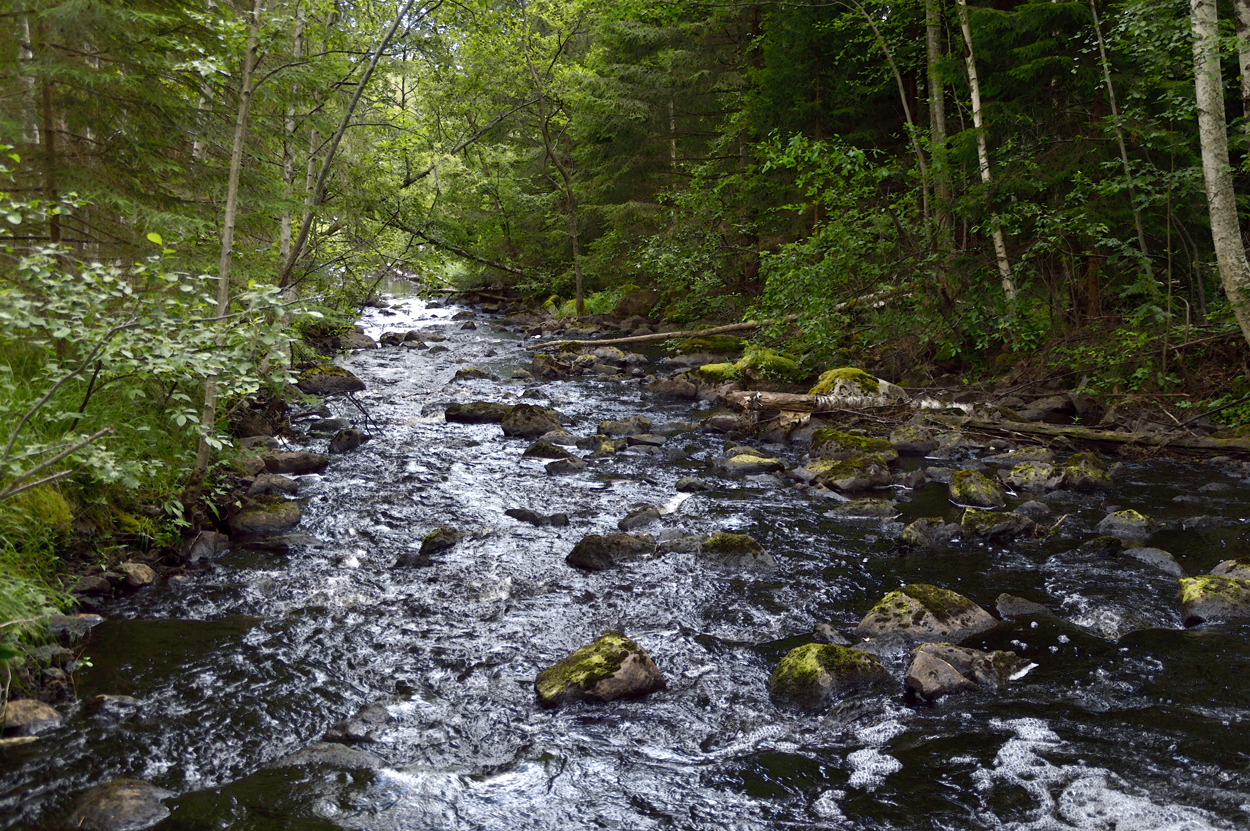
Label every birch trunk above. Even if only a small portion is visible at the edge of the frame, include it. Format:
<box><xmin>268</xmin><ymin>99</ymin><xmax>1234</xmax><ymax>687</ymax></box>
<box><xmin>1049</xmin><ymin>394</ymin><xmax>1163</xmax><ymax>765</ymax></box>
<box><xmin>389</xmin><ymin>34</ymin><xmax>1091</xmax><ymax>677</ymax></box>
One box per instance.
<box><xmin>186</xmin><ymin>0</ymin><xmax>263</xmax><ymax>502</ymax></box>
<box><xmin>1193</xmin><ymin>0</ymin><xmax>1250</xmax><ymax>347</ymax></box>
<box><xmin>926</xmin><ymin>0</ymin><xmax>953</xmax><ymax>253</ymax></box>
<box><xmin>956</xmin><ymin>0</ymin><xmax>1015</xmax><ymax>300</ymax></box>
<box><xmin>1236</xmin><ymin>0</ymin><xmax>1250</xmax><ymax>138</ymax></box>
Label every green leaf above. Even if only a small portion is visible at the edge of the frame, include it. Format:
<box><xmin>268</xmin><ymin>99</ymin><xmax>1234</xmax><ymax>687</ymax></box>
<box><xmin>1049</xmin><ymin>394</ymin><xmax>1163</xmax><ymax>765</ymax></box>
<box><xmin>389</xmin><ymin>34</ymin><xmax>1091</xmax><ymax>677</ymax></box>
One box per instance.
<box><xmin>146</xmin><ymin>232</ymin><xmax>163</xmax><ymax>245</ymax></box>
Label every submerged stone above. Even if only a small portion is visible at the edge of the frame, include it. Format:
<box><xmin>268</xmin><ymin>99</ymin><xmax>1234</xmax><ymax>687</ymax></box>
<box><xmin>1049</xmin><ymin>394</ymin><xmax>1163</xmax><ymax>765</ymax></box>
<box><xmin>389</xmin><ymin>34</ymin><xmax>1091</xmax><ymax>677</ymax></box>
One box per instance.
<box><xmin>769</xmin><ymin>643</ymin><xmax>893</xmax><ymax>711</ymax></box>
<box><xmin>566</xmin><ymin>533</ymin><xmax>657</xmax><ymax>571</ymax></box>
<box><xmin>854</xmin><ymin>584</ymin><xmax>997</xmax><ymax>645</ymax></box>
<box><xmin>899</xmin><ymin>517</ymin><xmax>959</xmax><ymax>548</ymax></box>
<box><xmin>270</xmin><ymin>742</ymin><xmax>385</xmax><ymax>770</ymax></box>
<box><xmin>420</xmin><ymin>526</ymin><xmax>461</xmax><ymax>557</ymax></box>
<box><xmin>825</xmin><ymin>498</ymin><xmax>898</xmax><ymax>520</ymax></box>
<box><xmin>535</xmin><ymin>631</ymin><xmax>665</xmax><ymax>707</ymax></box>
<box><xmin>599</xmin><ymin>415</ymin><xmax>651</xmax><ymax>437</ymax></box>
<box><xmin>65</xmin><ymin>779</ymin><xmax>175</xmax><ymax>831</ymax></box>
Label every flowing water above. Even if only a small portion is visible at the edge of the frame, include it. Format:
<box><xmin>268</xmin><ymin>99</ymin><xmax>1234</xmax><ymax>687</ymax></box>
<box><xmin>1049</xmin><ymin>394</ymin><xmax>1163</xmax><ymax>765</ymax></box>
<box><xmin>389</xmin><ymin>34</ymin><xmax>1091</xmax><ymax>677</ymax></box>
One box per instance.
<box><xmin>4</xmin><ymin>293</ymin><xmax>1250</xmax><ymax>830</ymax></box>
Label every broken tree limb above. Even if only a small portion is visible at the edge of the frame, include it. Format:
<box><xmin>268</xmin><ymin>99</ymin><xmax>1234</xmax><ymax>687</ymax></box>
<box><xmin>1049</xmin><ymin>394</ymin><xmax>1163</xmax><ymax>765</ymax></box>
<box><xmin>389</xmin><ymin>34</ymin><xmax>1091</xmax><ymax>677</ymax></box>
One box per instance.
<box><xmin>524</xmin><ymin>320</ymin><xmax>771</xmax><ymax>351</ymax></box>
<box><xmin>953</xmin><ymin>418</ymin><xmax>1250</xmax><ymax>455</ymax></box>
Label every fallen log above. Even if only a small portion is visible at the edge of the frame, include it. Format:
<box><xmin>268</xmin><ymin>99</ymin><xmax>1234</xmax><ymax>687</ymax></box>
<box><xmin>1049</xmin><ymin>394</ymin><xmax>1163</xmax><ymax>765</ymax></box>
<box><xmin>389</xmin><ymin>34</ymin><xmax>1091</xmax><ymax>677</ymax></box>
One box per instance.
<box><xmin>724</xmin><ymin>390</ymin><xmax>907</xmax><ymax>412</ymax></box>
<box><xmin>524</xmin><ymin>320</ymin><xmax>767</xmax><ymax>351</ymax></box>
<box><xmin>953</xmin><ymin>418</ymin><xmax>1250</xmax><ymax>455</ymax></box>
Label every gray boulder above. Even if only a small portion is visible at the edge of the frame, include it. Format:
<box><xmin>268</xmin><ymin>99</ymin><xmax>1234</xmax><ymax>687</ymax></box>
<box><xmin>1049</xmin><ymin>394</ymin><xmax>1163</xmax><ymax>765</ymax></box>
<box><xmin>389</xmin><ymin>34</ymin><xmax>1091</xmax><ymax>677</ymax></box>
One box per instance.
<box><xmin>523</xmin><ymin>440</ymin><xmax>580</xmax><ymax>462</ymax></box>
<box><xmin>1179</xmin><ymin>575</ymin><xmax>1250</xmax><ymax>626</ymax></box>
<box><xmin>949</xmin><ymin>469</ymin><xmax>1006</xmax><ymax>508</ymax></box>
<box><xmin>328</xmin><ymin>428</ymin><xmax>370</xmax><ymax>454</ymax></box>
<box><xmin>296</xmin><ymin>365</ymin><xmax>366</xmax><ymax>396</ymax></box>
<box><xmin>444</xmin><ymin>402</ymin><xmax>513</xmax><ymax>424</ymax></box>
<box><xmin>899</xmin><ymin>517</ymin><xmax>959</xmax><ymax>548</ymax></box>
<box><xmin>699</xmin><ymin>532</ymin><xmax>775</xmax><ymax>568</ymax></box>
<box><xmin>888</xmin><ymin>425</ymin><xmax>937</xmax><ymax>454</ymax></box>
<box><xmin>546</xmin><ymin>457</ymin><xmax>588</xmax><ymax>475</ymax></box>
<box><xmin>1212</xmin><ymin>558</ymin><xmax>1250</xmax><ymax>580</ymax></box>
<box><xmin>905</xmin><ymin>643</ymin><xmax>1030</xmax><ymax>701</ymax></box>
<box><xmin>535</xmin><ymin>631</ymin><xmax>665</xmax><ymax>707</ymax></box>
<box><xmin>599</xmin><ymin>416</ymin><xmax>651</xmax><ymax>437</ymax></box>
<box><xmin>501</xmin><ymin>404</ymin><xmax>564</xmax><ymax>439</ymax></box>
<box><xmin>261</xmin><ymin>451</ymin><xmax>329</xmax><ymax>475</ymax></box>
<box><xmin>1122</xmin><ymin>547</ymin><xmax>1183</xmax><ymax>577</ymax></box>
<box><xmin>270</xmin><ymin>742</ymin><xmax>385</xmax><ymax>770</ymax></box>
<box><xmin>1060</xmin><ymin>452</ymin><xmax>1113</xmax><ymax>491</ymax></box>
<box><xmin>3</xmin><ymin>699</ymin><xmax>61</xmax><ymax>736</ymax></box>
<box><xmin>1096</xmin><ymin>509</ymin><xmax>1158</xmax><ymax>541</ymax></box>
<box><xmin>618</xmin><ymin>505</ymin><xmax>661</xmax><ymax>531</ymax></box>
<box><xmin>227</xmin><ymin>497</ymin><xmax>300</xmax><ymax>537</ymax></box>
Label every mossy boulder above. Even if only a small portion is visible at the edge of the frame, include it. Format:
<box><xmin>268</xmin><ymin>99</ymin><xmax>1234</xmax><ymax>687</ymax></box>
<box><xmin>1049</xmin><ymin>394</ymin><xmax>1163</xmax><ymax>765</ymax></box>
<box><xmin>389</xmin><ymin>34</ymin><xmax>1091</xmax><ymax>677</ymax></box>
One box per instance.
<box><xmin>535</xmin><ymin>631</ymin><xmax>665</xmax><ymax>707</ymax></box>
<box><xmin>65</xmin><ymin>778</ymin><xmax>175</xmax><ymax>831</ymax></box>
<box><xmin>1059</xmin><ymin>451</ymin><xmax>1113</xmax><ymax>491</ymax></box>
<box><xmin>444</xmin><ymin>402</ymin><xmax>514</xmax><ymax>424</ymax></box>
<box><xmin>806</xmin><ymin>454</ymin><xmax>893</xmax><ymax>491</ymax></box>
<box><xmin>960</xmin><ymin>509</ymin><xmax>1035</xmax><ymax>540</ymax></box>
<box><xmin>1178</xmin><ymin>575</ymin><xmax>1250</xmax><ymax>626</ymax></box>
<box><xmin>697</xmin><ymin>362</ymin><xmax>740</xmax><ymax>383</ymax></box>
<box><xmin>1000</xmin><ymin>462</ymin><xmax>1063</xmax><ymax>491</ymax></box>
<box><xmin>899</xmin><ymin>517</ymin><xmax>959</xmax><ymax>548</ymax></box>
<box><xmin>532</xmin><ymin>353</ymin><xmax>574</xmax><ymax>379</ymax></box>
<box><xmin>1095</xmin><ymin>509</ymin><xmax>1158</xmax><ymax>541</ymax></box>
<box><xmin>985</xmin><ymin>447</ymin><xmax>1055</xmax><ymax>465</ymax></box>
<box><xmin>738</xmin><ymin>346</ymin><xmax>805</xmax><ymax>382</ymax></box>
<box><xmin>854</xmin><ymin>584</ymin><xmax>997</xmax><ymax>645</ymax></box>
<box><xmin>949</xmin><ymin>469</ymin><xmax>1006</xmax><ymax>508</ymax></box>
<box><xmin>260</xmin><ymin>451</ymin><xmax>329</xmax><ymax>475</ymax></box>
<box><xmin>905</xmin><ymin>644</ymin><xmax>1030</xmax><ymax>701</ymax></box>
<box><xmin>566</xmin><ymin>533</ymin><xmax>657</xmax><ymax>571</ymax></box>
<box><xmin>699</xmin><ymin>532</ymin><xmax>775</xmax><ymax>568</ymax></box>
<box><xmin>810</xmin><ymin>429</ymin><xmax>898</xmax><ymax>462</ymax></box>
<box><xmin>1212</xmin><ymin>558</ymin><xmax>1250</xmax><ymax>580</ymax></box>
<box><xmin>808</xmin><ymin>367</ymin><xmax>906</xmax><ymax>403</ymax></box>
<box><xmin>672</xmin><ymin>335</ymin><xmax>746</xmax><ymax>355</ymax></box>
<box><xmin>888</xmin><ymin>425</ymin><xmax>937</xmax><ymax>455</ymax></box>
<box><xmin>227</xmin><ymin>496</ymin><xmax>301</xmax><ymax>537</ymax></box>
<box><xmin>452</xmin><ymin>366</ymin><xmax>494</xmax><ymax>382</ymax></box>
<box><xmin>501</xmin><ymin>404</ymin><xmax>564</xmax><ymax>439</ymax></box>
<box><xmin>769</xmin><ymin>644</ymin><xmax>893</xmax><ymax>711</ymax></box>
<box><xmin>296</xmin><ymin>364</ymin><xmax>366</xmax><ymax>396</ymax></box>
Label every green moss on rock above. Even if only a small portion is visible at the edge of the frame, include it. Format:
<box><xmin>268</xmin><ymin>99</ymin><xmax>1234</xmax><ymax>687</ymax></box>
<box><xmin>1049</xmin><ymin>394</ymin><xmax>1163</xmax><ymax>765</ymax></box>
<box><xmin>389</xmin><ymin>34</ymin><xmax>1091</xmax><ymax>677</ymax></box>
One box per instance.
<box><xmin>810</xmin><ymin>428</ymin><xmax>897</xmax><ymax>462</ymax></box>
<box><xmin>698</xmin><ymin>362</ymin><xmax>740</xmax><ymax>383</ymax></box>
<box><xmin>769</xmin><ymin>643</ymin><xmax>892</xmax><ymax>711</ymax></box>
<box><xmin>738</xmin><ymin>346</ymin><xmax>804</xmax><ymax>382</ymax></box>
<box><xmin>672</xmin><ymin>336</ymin><xmax>746</xmax><ymax>355</ymax></box>
<box><xmin>949</xmin><ymin>469</ymin><xmax>1006</xmax><ymax>508</ymax></box>
<box><xmin>809</xmin><ymin>367</ymin><xmax>880</xmax><ymax>396</ymax></box>
<box><xmin>535</xmin><ymin>631</ymin><xmax>664</xmax><ymax>707</ymax></box>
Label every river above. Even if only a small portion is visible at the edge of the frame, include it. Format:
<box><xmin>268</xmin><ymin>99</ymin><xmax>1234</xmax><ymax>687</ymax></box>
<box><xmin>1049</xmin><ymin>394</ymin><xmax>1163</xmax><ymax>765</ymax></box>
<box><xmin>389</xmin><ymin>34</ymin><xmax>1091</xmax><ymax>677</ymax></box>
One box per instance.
<box><xmin>3</xmin><ymin>291</ymin><xmax>1249</xmax><ymax>830</ymax></box>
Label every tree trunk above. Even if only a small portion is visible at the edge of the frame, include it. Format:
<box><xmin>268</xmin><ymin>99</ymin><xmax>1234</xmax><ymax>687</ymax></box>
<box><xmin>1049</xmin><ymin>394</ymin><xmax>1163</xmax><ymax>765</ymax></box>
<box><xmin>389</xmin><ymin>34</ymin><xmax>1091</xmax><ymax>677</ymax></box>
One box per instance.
<box><xmin>926</xmin><ymin>0</ymin><xmax>953</xmax><ymax>255</ymax></box>
<box><xmin>1236</xmin><ymin>0</ymin><xmax>1250</xmax><ymax>138</ymax></box>
<box><xmin>1193</xmin><ymin>0</ymin><xmax>1250</xmax><ymax>347</ymax></box>
<box><xmin>956</xmin><ymin>0</ymin><xmax>1015</xmax><ymax>301</ymax></box>
<box><xmin>186</xmin><ymin>0</ymin><xmax>263</xmax><ymax>504</ymax></box>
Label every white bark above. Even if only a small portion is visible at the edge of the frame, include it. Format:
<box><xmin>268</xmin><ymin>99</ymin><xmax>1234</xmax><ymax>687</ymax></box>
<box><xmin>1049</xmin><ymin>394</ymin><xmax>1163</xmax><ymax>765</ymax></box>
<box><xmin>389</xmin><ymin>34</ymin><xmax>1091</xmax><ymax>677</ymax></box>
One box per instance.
<box><xmin>1236</xmin><ymin>0</ymin><xmax>1250</xmax><ymax>138</ymax></box>
<box><xmin>1193</xmin><ymin>0</ymin><xmax>1250</xmax><ymax>347</ymax></box>
<box><xmin>927</xmin><ymin>0</ymin><xmax>952</xmax><ymax>246</ymax></box>
<box><xmin>956</xmin><ymin>0</ymin><xmax>1015</xmax><ymax>300</ymax></box>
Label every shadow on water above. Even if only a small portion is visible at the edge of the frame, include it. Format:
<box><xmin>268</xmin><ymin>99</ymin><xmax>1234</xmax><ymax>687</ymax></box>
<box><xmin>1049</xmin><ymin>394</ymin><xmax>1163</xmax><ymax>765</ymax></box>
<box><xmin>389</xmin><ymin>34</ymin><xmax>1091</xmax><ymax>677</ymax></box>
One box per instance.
<box><xmin>5</xmin><ymin>294</ymin><xmax>1250</xmax><ymax>830</ymax></box>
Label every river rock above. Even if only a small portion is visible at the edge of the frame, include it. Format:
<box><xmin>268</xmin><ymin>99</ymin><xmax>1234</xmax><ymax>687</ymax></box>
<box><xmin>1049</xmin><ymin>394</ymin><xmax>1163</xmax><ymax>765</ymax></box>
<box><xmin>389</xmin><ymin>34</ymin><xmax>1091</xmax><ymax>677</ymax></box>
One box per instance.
<box><xmin>505</xmin><ymin>508</ymin><xmax>566</xmax><ymax>526</ymax></box>
<box><xmin>899</xmin><ymin>517</ymin><xmax>959</xmax><ymax>548</ymax></box>
<box><xmin>73</xmin><ymin>575</ymin><xmax>113</xmax><ymax>597</ymax></box>
<box><xmin>420</xmin><ymin>526</ymin><xmax>461</xmax><ymax>557</ymax></box>
<box><xmin>644</xmin><ymin>375</ymin><xmax>700</xmax><ymax>401</ymax></box>
<box><xmin>296</xmin><ymin>365</ymin><xmax>366</xmax><ymax>396</ymax></box>
<box><xmin>65</xmin><ymin>778</ymin><xmax>174</xmax><ymax>831</ymax></box>
<box><xmin>854</xmin><ymin>584</ymin><xmax>997</xmax><ymax>645</ymax></box>
<box><xmin>1014</xmin><ymin>500</ymin><xmax>1052</xmax><ymax>518</ymax></box>
<box><xmin>532</xmin><ymin>352</ymin><xmax>575</xmax><ymax>379</ymax></box>
<box><xmin>626</xmin><ymin>433</ymin><xmax>665</xmax><ymax>447</ymax></box>
<box><xmin>698</xmin><ymin>532</ymin><xmax>775</xmax><ymax>568</ymax></box>
<box><xmin>261</xmin><ymin>451</ymin><xmax>329</xmax><ymax>475</ymax></box>
<box><xmin>536</xmin><ymin>631</ymin><xmax>665</xmax><ymax>707</ymax></box>
<box><xmin>546</xmin><ymin>457</ymin><xmax>588</xmax><ymax>474</ymax></box>
<box><xmin>227</xmin><ymin>497</ymin><xmax>301</xmax><ymax>537</ymax></box>
<box><xmin>3</xmin><ymin>699</ymin><xmax>61</xmax><ymax>735</ymax></box>
<box><xmin>340</xmin><ymin>329</ymin><xmax>377</xmax><ymax>350</ymax></box>
<box><xmin>270</xmin><ymin>742</ymin><xmax>386</xmax><ymax>770</ymax></box>
<box><xmin>453</xmin><ymin>366</ymin><xmax>493</xmax><ymax>381</ymax></box>
<box><xmin>769</xmin><ymin>643</ymin><xmax>893</xmax><ymax>711</ymax></box>
<box><xmin>246</xmin><ymin>473</ymin><xmax>299</xmax><ymax>497</ymax></box>
<box><xmin>328</xmin><ymin>428</ymin><xmax>370</xmax><ymax>454</ymax></box>
<box><xmin>826</xmin><ymin>498</ymin><xmax>898</xmax><ymax>520</ymax></box>
<box><xmin>1122</xmin><ymin>547</ymin><xmax>1183</xmax><ymax>577</ymax></box>
<box><xmin>888</xmin><ymin>425</ymin><xmax>937</xmax><ymax>455</ymax></box>
<box><xmin>599</xmin><ymin>416</ymin><xmax>651</xmax><ymax>437</ymax></box>
<box><xmin>1096</xmin><ymin>509</ymin><xmax>1157</xmax><ymax>541</ymax></box>
<box><xmin>721</xmin><ymin>453</ymin><xmax>785</xmax><ymax>475</ymax></box>
<box><xmin>949</xmin><ymin>469</ymin><xmax>1006</xmax><ymax>508</ymax></box>
<box><xmin>905</xmin><ymin>643</ymin><xmax>1030</xmax><ymax>701</ymax></box>
<box><xmin>618</xmin><ymin>505</ymin><xmax>661</xmax><ymax>531</ymax></box>
<box><xmin>501</xmin><ymin>404</ymin><xmax>564</xmax><ymax>439</ymax></box>
<box><xmin>995</xmin><ymin>594</ymin><xmax>1053</xmax><ymax>618</ymax></box>
<box><xmin>807</xmin><ymin>367</ymin><xmax>907</xmax><ymax>405</ymax></box>
<box><xmin>445</xmin><ymin>402</ymin><xmax>513</xmax><ymax>423</ymax></box>
<box><xmin>238</xmin><ymin>434</ymin><xmax>278</xmax><ymax>449</ymax></box>
<box><xmin>539</xmin><ymin>430</ymin><xmax>579</xmax><ymax>447</ymax></box>
<box><xmin>120</xmin><ymin>561</ymin><xmax>157</xmax><ymax>589</ymax></box>
<box><xmin>810</xmin><ymin>429</ymin><xmax>898</xmax><ymax>462</ymax></box>
<box><xmin>323</xmin><ymin>702</ymin><xmax>392</xmax><ymax>744</ymax></box>
<box><xmin>46</xmin><ymin>613</ymin><xmax>105</xmax><ymax>639</ymax></box>
<box><xmin>566</xmin><ymin>533</ymin><xmax>657</xmax><ymax>571</ymax></box>
<box><xmin>523</xmin><ymin>440</ymin><xmax>580</xmax><ymax>461</ymax></box>
<box><xmin>1178</xmin><ymin>575</ymin><xmax>1250</xmax><ymax>626</ymax></box>
<box><xmin>961</xmin><ymin>509</ymin><xmax>1035</xmax><ymax>540</ymax></box>
<box><xmin>805</xmin><ymin>454</ymin><xmax>893</xmax><ymax>491</ymax></box>
<box><xmin>676</xmin><ymin>477</ymin><xmax>712</xmax><ymax>493</ymax></box>
<box><xmin>1000</xmin><ymin>462</ymin><xmax>1064</xmax><ymax>491</ymax></box>
<box><xmin>1060</xmin><ymin>451</ymin><xmax>1112</xmax><ymax>491</ymax></box>
<box><xmin>985</xmin><ymin>447</ymin><xmax>1055</xmax><ymax>465</ymax></box>
<box><xmin>812</xmin><ymin>624</ymin><xmax>851</xmax><ymax>645</ymax></box>
<box><xmin>1212</xmin><ymin>558</ymin><xmax>1250</xmax><ymax>580</ymax></box>
<box><xmin>304</xmin><ymin>417</ymin><xmax>349</xmax><ymax>437</ymax></box>
<box><xmin>86</xmin><ymin>695</ymin><xmax>142</xmax><ymax>724</ymax></box>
